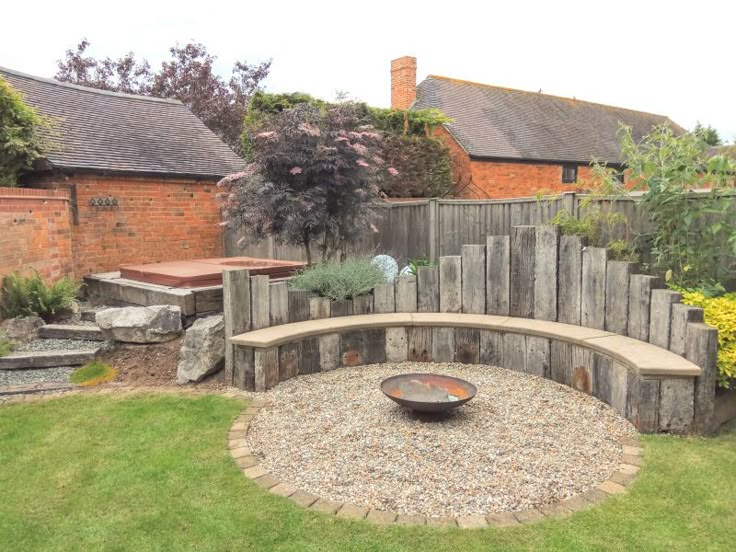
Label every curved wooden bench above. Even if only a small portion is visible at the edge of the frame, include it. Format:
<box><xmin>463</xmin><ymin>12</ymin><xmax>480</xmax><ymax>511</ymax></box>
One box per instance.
<box><xmin>231</xmin><ymin>313</ymin><xmax>702</xmax><ymax>433</ymax></box>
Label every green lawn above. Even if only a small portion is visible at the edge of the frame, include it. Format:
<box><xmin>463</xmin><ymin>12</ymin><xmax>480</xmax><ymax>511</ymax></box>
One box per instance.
<box><xmin>0</xmin><ymin>393</ymin><xmax>734</xmax><ymax>551</ymax></box>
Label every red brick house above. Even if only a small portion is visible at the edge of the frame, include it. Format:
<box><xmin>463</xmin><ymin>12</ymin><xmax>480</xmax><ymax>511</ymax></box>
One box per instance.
<box><xmin>391</xmin><ymin>56</ymin><xmax>684</xmax><ymax>199</ymax></box>
<box><xmin>0</xmin><ymin>67</ymin><xmax>244</xmax><ymax>279</ymax></box>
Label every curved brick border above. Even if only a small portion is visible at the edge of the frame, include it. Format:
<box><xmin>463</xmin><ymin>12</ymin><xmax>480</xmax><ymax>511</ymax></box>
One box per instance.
<box><xmin>228</xmin><ymin>402</ymin><xmax>644</xmax><ymax>528</ymax></box>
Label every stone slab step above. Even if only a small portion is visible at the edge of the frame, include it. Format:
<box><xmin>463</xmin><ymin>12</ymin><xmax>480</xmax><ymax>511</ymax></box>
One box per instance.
<box><xmin>39</xmin><ymin>324</ymin><xmax>104</xmax><ymax>341</ymax></box>
<box><xmin>0</xmin><ymin>349</ymin><xmax>98</xmax><ymax>370</ymax></box>
<box><xmin>0</xmin><ymin>382</ymin><xmax>73</xmax><ymax>396</ymax></box>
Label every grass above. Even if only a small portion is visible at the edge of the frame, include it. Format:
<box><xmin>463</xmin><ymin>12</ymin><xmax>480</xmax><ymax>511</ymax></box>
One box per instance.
<box><xmin>69</xmin><ymin>361</ymin><xmax>118</xmax><ymax>386</ymax></box>
<box><xmin>1</xmin><ymin>393</ymin><xmax>735</xmax><ymax>551</ymax></box>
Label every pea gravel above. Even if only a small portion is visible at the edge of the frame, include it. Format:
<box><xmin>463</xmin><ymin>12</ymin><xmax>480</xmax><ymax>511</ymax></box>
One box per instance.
<box><xmin>0</xmin><ymin>366</ymin><xmax>75</xmax><ymax>387</ymax></box>
<box><xmin>247</xmin><ymin>362</ymin><xmax>637</xmax><ymax>517</ymax></box>
<box><xmin>15</xmin><ymin>339</ymin><xmax>100</xmax><ymax>352</ymax></box>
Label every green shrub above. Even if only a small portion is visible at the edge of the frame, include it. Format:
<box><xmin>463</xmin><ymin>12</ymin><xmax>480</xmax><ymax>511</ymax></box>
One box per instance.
<box><xmin>0</xmin><ymin>76</ymin><xmax>48</xmax><ymax>186</ymax></box>
<box><xmin>549</xmin><ymin>210</ymin><xmax>597</xmax><ymax>241</ymax></box>
<box><xmin>289</xmin><ymin>257</ymin><xmax>387</xmax><ymax>301</ymax></box>
<box><xmin>0</xmin><ymin>330</ymin><xmax>15</xmax><ymax>357</ymax></box>
<box><xmin>70</xmin><ymin>361</ymin><xmax>118</xmax><ymax>387</ymax></box>
<box><xmin>678</xmin><ymin>288</ymin><xmax>736</xmax><ymax>389</ymax></box>
<box><xmin>0</xmin><ymin>271</ymin><xmax>81</xmax><ymax>321</ymax></box>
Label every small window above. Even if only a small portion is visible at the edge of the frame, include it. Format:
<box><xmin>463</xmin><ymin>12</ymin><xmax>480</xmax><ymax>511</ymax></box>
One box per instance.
<box><xmin>562</xmin><ymin>164</ymin><xmax>577</xmax><ymax>184</ymax></box>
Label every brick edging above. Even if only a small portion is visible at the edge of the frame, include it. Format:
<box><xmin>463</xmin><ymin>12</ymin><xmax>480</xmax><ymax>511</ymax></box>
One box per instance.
<box><xmin>228</xmin><ymin>402</ymin><xmax>644</xmax><ymax>528</ymax></box>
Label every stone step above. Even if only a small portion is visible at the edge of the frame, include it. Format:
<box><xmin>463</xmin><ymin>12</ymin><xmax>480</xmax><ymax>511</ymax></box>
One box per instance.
<box><xmin>39</xmin><ymin>324</ymin><xmax>105</xmax><ymax>341</ymax></box>
<box><xmin>0</xmin><ymin>382</ymin><xmax>73</xmax><ymax>396</ymax></box>
<box><xmin>0</xmin><ymin>349</ymin><xmax>99</xmax><ymax>370</ymax></box>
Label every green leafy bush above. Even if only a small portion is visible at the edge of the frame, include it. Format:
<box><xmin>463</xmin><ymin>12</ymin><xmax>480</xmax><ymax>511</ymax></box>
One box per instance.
<box><xmin>0</xmin><ymin>76</ymin><xmax>48</xmax><ymax>186</ymax></box>
<box><xmin>548</xmin><ymin>210</ymin><xmax>596</xmax><ymax>240</ymax></box>
<box><xmin>289</xmin><ymin>257</ymin><xmax>387</xmax><ymax>301</ymax></box>
<box><xmin>1</xmin><ymin>271</ymin><xmax>81</xmax><ymax>321</ymax></box>
<box><xmin>678</xmin><ymin>288</ymin><xmax>736</xmax><ymax>389</ymax></box>
<box><xmin>620</xmin><ymin>123</ymin><xmax>736</xmax><ymax>288</ymax></box>
<box><xmin>0</xmin><ymin>330</ymin><xmax>15</xmax><ymax>357</ymax></box>
<box><xmin>70</xmin><ymin>361</ymin><xmax>118</xmax><ymax>387</ymax></box>
<box><xmin>542</xmin><ymin>161</ymin><xmax>635</xmax><ymax>261</ymax></box>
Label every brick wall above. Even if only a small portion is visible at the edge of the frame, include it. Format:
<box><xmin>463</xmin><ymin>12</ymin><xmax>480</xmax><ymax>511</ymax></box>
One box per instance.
<box><xmin>435</xmin><ymin>127</ymin><xmax>599</xmax><ymax>199</ymax></box>
<box><xmin>391</xmin><ymin>56</ymin><xmax>417</xmax><ymax>110</ymax></box>
<box><xmin>0</xmin><ymin>187</ymin><xmax>74</xmax><ymax>283</ymax></box>
<box><xmin>31</xmin><ymin>173</ymin><xmax>223</xmax><ymax>277</ymax></box>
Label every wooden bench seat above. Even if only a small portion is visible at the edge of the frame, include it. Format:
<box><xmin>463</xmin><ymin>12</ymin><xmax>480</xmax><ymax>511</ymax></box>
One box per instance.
<box><xmin>231</xmin><ymin>313</ymin><xmax>700</xmax><ymax>378</ymax></box>
<box><xmin>231</xmin><ymin>313</ymin><xmax>702</xmax><ymax>434</ymax></box>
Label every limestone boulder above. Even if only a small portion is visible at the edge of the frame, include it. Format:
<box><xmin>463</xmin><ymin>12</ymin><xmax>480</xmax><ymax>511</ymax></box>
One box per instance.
<box><xmin>96</xmin><ymin>305</ymin><xmax>182</xmax><ymax>343</ymax></box>
<box><xmin>176</xmin><ymin>315</ymin><xmax>225</xmax><ymax>384</ymax></box>
<box><xmin>0</xmin><ymin>316</ymin><xmax>45</xmax><ymax>343</ymax></box>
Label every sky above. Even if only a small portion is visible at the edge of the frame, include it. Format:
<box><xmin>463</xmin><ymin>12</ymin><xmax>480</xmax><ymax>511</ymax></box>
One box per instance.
<box><xmin>2</xmin><ymin>0</ymin><xmax>734</xmax><ymax>142</ymax></box>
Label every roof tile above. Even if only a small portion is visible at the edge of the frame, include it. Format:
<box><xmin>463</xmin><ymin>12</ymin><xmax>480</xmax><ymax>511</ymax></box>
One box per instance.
<box><xmin>414</xmin><ymin>76</ymin><xmax>684</xmax><ymax>164</ymax></box>
<box><xmin>0</xmin><ymin>66</ymin><xmax>245</xmax><ymax>178</ymax></box>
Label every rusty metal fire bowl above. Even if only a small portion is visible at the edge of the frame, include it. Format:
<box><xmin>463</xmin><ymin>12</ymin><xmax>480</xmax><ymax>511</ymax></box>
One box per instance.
<box><xmin>380</xmin><ymin>373</ymin><xmax>477</xmax><ymax>413</ymax></box>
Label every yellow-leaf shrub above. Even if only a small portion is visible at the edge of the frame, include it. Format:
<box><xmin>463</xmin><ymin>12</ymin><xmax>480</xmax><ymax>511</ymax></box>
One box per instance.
<box><xmin>680</xmin><ymin>290</ymin><xmax>736</xmax><ymax>388</ymax></box>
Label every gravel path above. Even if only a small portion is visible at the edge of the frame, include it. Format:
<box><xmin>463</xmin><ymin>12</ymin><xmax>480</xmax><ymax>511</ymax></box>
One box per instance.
<box><xmin>15</xmin><ymin>339</ymin><xmax>101</xmax><ymax>352</ymax></box>
<box><xmin>248</xmin><ymin>362</ymin><xmax>637</xmax><ymax>517</ymax></box>
<box><xmin>0</xmin><ymin>366</ymin><xmax>76</xmax><ymax>387</ymax></box>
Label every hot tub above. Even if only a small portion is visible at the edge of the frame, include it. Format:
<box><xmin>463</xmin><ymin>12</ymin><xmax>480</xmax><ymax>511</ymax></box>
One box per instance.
<box><xmin>120</xmin><ymin>257</ymin><xmax>306</xmax><ymax>288</ymax></box>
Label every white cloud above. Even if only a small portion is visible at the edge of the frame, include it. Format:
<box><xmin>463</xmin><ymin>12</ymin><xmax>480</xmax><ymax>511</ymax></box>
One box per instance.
<box><xmin>3</xmin><ymin>0</ymin><xmax>734</xmax><ymax>141</ymax></box>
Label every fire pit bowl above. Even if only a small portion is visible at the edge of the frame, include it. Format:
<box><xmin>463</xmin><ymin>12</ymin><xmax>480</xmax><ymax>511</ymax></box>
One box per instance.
<box><xmin>380</xmin><ymin>373</ymin><xmax>477</xmax><ymax>413</ymax></box>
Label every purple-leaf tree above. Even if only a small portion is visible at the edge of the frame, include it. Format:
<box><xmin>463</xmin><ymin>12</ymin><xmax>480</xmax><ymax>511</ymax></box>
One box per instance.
<box><xmin>218</xmin><ymin>102</ymin><xmax>391</xmax><ymax>264</ymax></box>
<box><xmin>55</xmin><ymin>39</ymin><xmax>270</xmax><ymax>152</ymax></box>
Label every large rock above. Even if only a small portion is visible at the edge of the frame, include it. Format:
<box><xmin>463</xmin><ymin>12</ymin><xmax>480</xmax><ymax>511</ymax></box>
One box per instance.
<box><xmin>176</xmin><ymin>315</ymin><xmax>225</xmax><ymax>384</ymax></box>
<box><xmin>96</xmin><ymin>305</ymin><xmax>182</xmax><ymax>343</ymax></box>
<box><xmin>0</xmin><ymin>316</ymin><xmax>45</xmax><ymax>343</ymax></box>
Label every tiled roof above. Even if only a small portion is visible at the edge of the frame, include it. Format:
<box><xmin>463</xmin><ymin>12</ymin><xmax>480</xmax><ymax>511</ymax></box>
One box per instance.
<box><xmin>0</xmin><ymin>66</ymin><xmax>245</xmax><ymax>179</ymax></box>
<box><xmin>414</xmin><ymin>75</ymin><xmax>685</xmax><ymax>165</ymax></box>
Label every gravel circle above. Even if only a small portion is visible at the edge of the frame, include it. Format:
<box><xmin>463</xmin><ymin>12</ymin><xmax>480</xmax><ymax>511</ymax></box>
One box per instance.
<box><xmin>0</xmin><ymin>366</ymin><xmax>76</xmax><ymax>387</ymax></box>
<box><xmin>15</xmin><ymin>339</ymin><xmax>101</xmax><ymax>352</ymax></box>
<box><xmin>247</xmin><ymin>362</ymin><xmax>637</xmax><ymax>517</ymax></box>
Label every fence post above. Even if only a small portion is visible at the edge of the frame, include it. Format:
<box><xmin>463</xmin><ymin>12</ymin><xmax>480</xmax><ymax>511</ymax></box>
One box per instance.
<box><xmin>222</xmin><ymin>269</ymin><xmax>251</xmax><ymax>387</ymax></box>
<box><xmin>649</xmin><ymin>289</ymin><xmax>682</xmax><ymax>349</ymax></box>
<box><xmin>534</xmin><ymin>225</ymin><xmax>559</xmax><ymax>321</ymax></box>
<box><xmin>628</xmin><ymin>274</ymin><xmax>660</xmax><ymax>341</ymax></box>
<box><xmin>561</xmin><ymin>192</ymin><xmax>576</xmax><ymax>217</ymax></box>
<box><xmin>581</xmin><ymin>247</ymin><xmax>608</xmax><ymax>330</ymax></box>
<box><xmin>686</xmin><ymin>322</ymin><xmax>719</xmax><ymax>433</ymax></box>
<box><xmin>461</xmin><ymin>244</ymin><xmax>486</xmax><ymax>314</ymax></box>
<box><xmin>428</xmin><ymin>198</ymin><xmax>438</xmax><ymax>261</ymax></box>
<box><xmin>486</xmin><ymin>235</ymin><xmax>510</xmax><ymax>316</ymax></box>
<box><xmin>510</xmin><ymin>226</ymin><xmax>536</xmax><ymax>318</ymax></box>
<box><xmin>605</xmin><ymin>261</ymin><xmax>638</xmax><ymax>335</ymax></box>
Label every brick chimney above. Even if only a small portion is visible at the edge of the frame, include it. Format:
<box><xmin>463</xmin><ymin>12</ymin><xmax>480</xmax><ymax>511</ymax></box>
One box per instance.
<box><xmin>391</xmin><ymin>56</ymin><xmax>417</xmax><ymax>110</ymax></box>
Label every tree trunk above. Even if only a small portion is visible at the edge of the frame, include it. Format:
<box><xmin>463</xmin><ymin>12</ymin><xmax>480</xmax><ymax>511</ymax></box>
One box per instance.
<box><xmin>303</xmin><ymin>232</ymin><xmax>312</xmax><ymax>265</ymax></box>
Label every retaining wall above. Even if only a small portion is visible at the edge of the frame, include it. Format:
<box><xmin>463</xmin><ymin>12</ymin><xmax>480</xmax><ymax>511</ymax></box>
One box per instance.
<box><xmin>0</xmin><ymin>187</ymin><xmax>74</xmax><ymax>283</ymax></box>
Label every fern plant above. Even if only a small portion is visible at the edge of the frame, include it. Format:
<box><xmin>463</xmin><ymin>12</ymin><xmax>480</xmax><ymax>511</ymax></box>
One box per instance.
<box><xmin>0</xmin><ymin>271</ymin><xmax>81</xmax><ymax>321</ymax></box>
